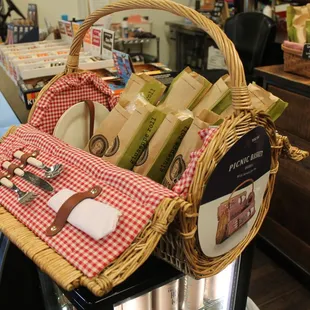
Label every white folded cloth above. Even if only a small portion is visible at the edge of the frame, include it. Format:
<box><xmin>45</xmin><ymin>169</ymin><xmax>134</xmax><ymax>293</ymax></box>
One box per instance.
<box><xmin>47</xmin><ymin>189</ymin><xmax>122</xmax><ymax>241</ymax></box>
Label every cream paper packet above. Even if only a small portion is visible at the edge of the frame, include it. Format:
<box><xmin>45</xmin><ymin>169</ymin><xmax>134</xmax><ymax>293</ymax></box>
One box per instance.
<box><xmin>159</xmin><ymin>67</ymin><xmax>212</xmax><ymax>111</ymax></box>
<box><xmin>289</xmin><ymin>4</ymin><xmax>310</xmax><ymax>44</ymax></box>
<box><xmin>103</xmin><ymin>97</ymin><xmax>166</xmax><ymax>170</ymax></box>
<box><xmin>162</xmin><ymin>109</ymin><xmax>220</xmax><ymax>189</ymax></box>
<box><xmin>193</xmin><ymin>75</ymin><xmax>231</xmax><ymax>117</ymax></box>
<box><xmin>85</xmin><ymin>100</ymin><xmax>131</xmax><ymax>157</ymax></box>
<box><xmin>133</xmin><ymin>110</ymin><xmax>193</xmax><ymax>184</ymax></box>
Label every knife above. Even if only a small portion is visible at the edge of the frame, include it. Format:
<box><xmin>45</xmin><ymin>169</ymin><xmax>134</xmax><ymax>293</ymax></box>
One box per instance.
<box><xmin>2</xmin><ymin>161</ymin><xmax>54</xmax><ymax>192</ymax></box>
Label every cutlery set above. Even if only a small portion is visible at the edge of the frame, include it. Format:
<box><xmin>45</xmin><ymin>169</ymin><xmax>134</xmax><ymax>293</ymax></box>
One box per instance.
<box><xmin>0</xmin><ymin>151</ymin><xmax>63</xmax><ymax>204</ymax></box>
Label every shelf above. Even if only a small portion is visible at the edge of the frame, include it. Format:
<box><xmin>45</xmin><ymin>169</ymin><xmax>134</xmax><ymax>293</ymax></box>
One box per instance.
<box><xmin>115</xmin><ymin>37</ymin><xmax>158</xmax><ymax>45</ymax></box>
<box><xmin>63</xmin><ymin>256</ymin><xmax>183</xmax><ymax>310</ymax></box>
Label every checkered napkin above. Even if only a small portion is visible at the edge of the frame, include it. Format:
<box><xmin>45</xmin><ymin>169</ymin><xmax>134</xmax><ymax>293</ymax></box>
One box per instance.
<box><xmin>0</xmin><ymin>124</ymin><xmax>177</xmax><ymax>278</ymax></box>
<box><xmin>29</xmin><ymin>72</ymin><xmax>118</xmax><ymax>135</ymax></box>
<box><xmin>173</xmin><ymin>127</ymin><xmax>219</xmax><ymax>199</ymax></box>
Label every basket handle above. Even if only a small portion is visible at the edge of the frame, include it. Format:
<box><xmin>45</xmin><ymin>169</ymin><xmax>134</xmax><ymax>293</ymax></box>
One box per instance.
<box><xmin>66</xmin><ymin>0</ymin><xmax>252</xmax><ymax>112</ymax></box>
<box><xmin>227</xmin><ymin>178</ymin><xmax>254</xmax><ymax>209</ymax></box>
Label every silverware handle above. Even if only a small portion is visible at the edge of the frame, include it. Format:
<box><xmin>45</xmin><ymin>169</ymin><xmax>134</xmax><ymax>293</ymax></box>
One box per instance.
<box><xmin>2</xmin><ymin>161</ymin><xmax>25</xmax><ymax>177</ymax></box>
<box><xmin>0</xmin><ymin>177</ymin><xmax>14</xmax><ymax>189</ymax></box>
<box><xmin>14</xmin><ymin>151</ymin><xmax>43</xmax><ymax>168</ymax></box>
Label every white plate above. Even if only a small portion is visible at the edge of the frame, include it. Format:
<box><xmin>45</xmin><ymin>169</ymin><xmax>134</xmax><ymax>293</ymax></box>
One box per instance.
<box><xmin>53</xmin><ymin>101</ymin><xmax>109</xmax><ymax>149</ymax></box>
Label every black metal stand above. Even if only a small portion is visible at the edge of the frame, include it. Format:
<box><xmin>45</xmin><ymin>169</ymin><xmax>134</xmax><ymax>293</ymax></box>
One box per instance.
<box><xmin>63</xmin><ymin>256</ymin><xmax>183</xmax><ymax>310</ymax></box>
<box><xmin>0</xmin><ymin>232</ymin><xmax>255</xmax><ymax>310</ymax></box>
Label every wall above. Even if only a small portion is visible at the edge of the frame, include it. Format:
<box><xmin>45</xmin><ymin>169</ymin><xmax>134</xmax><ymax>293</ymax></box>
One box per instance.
<box><xmin>7</xmin><ymin>0</ymin><xmax>190</xmax><ymax>65</ymax></box>
<box><xmin>110</xmin><ymin>0</ymin><xmax>189</xmax><ymax>65</ymax></box>
<box><xmin>6</xmin><ymin>0</ymin><xmax>83</xmax><ymax>28</ymax></box>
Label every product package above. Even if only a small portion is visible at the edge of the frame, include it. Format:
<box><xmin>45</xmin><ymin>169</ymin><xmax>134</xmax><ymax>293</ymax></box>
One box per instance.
<box><xmin>86</xmin><ymin>73</ymin><xmax>166</xmax><ymax>156</ymax></box>
<box><xmin>193</xmin><ymin>74</ymin><xmax>231</xmax><ymax>117</ymax></box>
<box><xmin>159</xmin><ymin>67</ymin><xmax>212</xmax><ymax>111</ymax></box>
<box><xmin>217</xmin><ymin>82</ymin><xmax>288</xmax><ymax>121</ymax></box>
<box><xmin>247</xmin><ymin>83</ymin><xmax>288</xmax><ymax>121</ymax></box>
<box><xmin>86</xmin><ymin>101</ymin><xmax>131</xmax><ymax>157</ymax></box>
<box><xmin>287</xmin><ymin>4</ymin><xmax>310</xmax><ymax>44</ymax></box>
<box><xmin>103</xmin><ymin>97</ymin><xmax>166</xmax><ymax>170</ymax></box>
<box><xmin>133</xmin><ymin>110</ymin><xmax>193</xmax><ymax>184</ymax></box>
<box><xmin>162</xmin><ymin>109</ymin><xmax>220</xmax><ymax>189</ymax></box>
<box><xmin>119</xmin><ymin>73</ymin><xmax>166</xmax><ymax>106</ymax></box>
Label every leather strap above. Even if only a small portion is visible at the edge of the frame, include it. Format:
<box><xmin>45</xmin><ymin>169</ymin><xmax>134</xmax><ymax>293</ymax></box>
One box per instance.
<box><xmin>46</xmin><ymin>186</ymin><xmax>102</xmax><ymax>237</ymax></box>
<box><xmin>85</xmin><ymin>100</ymin><xmax>95</xmax><ymax>139</ymax></box>
<box><xmin>20</xmin><ymin>150</ymin><xmax>40</xmax><ymax>168</ymax></box>
<box><xmin>8</xmin><ymin>163</ymin><xmax>20</xmax><ymax>177</ymax></box>
<box><xmin>0</xmin><ymin>172</ymin><xmax>9</xmax><ymax>180</ymax></box>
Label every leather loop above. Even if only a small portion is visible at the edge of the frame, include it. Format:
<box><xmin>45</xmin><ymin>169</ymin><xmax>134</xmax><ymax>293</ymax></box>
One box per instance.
<box><xmin>46</xmin><ymin>186</ymin><xmax>102</xmax><ymax>237</ymax></box>
<box><xmin>20</xmin><ymin>150</ymin><xmax>40</xmax><ymax>167</ymax></box>
<box><xmin>84</xmin><ymin>100</ymin><xmax>95</xmax><ymax>139</ymax></box>
<box><xmin>0</xmin><ymin>172</ymin><xmax>9</xmax><ymax>180</ymax></box>
<box><xmin>8</xmin><ymin>163</ymin><xmax>19</xmax><ymax>177</ymax></box>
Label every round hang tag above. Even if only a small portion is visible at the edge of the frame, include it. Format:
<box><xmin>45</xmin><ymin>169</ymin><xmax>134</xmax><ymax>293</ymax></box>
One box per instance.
<box><xmin>198</xmin><ymin>126</ymin><xmax>271</xmax><ymax>257</ymax></box>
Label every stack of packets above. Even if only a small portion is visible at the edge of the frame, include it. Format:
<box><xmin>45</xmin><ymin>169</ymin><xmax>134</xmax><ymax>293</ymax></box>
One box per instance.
<box><xmin>85</xmin><ymin>67</ymin><xmax>288</xmax><ymax>188</ymax></box>
<box><xmin>85</xmin><ymin>67</ymin><xmax>213</xmax><ymax>181</ymax></box>
<box><xmin>160</xmin><ymin>67</ymin><xmax>212</xmax><ymax>110</ymax></box>
<box><xmin>247</xmin><ymin>83</ymin><xmax>288</xmax><ymax>121</ymax></box>
<box><xmin>85</xmin><ymin>73</ymin><xmax>167</xmax><ymax>167</ymax></box>
<box><xmin>287</xmin><ymin>4</ymin><xmax>310</xmax><ymax>44</ymax></box>
<box><xmin>192</xmin><ymin>75</ymin><xmax>287</xmax><ymax>122</ymax></box>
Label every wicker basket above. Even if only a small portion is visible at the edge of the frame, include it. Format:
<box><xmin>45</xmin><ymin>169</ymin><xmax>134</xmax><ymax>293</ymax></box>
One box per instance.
<box><xmin>282</xmin><ymin>44</ymin><xmax>310</xmax><ymax>78</ymax></box>
<box><xmin>0</xmin><ymin>0</ymin><xmax>308</xmax><ymax>297</ymax></box>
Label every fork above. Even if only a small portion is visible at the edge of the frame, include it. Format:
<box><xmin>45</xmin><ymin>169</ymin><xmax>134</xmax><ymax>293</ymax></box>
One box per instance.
<box><xmin>0</xmin><ymin>177</ymin><xmax>37</xmax><ymax>204</ymax></box>
<box><xmin>14</xmin><ymin>150</ymin><xmax>63</xmax><ymax>179</ymax></box>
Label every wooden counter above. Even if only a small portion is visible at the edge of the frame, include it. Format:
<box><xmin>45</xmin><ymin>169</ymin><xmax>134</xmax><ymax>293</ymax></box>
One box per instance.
<box><xmin>255</xmin><ymin>65</ymin><xmax>310</xmax><ymax>279</ymax></box>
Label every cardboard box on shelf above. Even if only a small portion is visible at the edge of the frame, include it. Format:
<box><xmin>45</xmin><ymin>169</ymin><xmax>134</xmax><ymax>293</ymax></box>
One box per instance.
<box><xmin>17</xmin><ymin>76</ymin><xmax>54</xmax><ymax>109</ymax></box>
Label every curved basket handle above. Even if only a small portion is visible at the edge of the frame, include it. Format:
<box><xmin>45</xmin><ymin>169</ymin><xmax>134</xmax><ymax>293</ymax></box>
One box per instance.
<box><xmin>66</xmin><ymin>0</ymin><xmax>251</xmax><ymax>112</ymax></box>
<box><xmin>227</xmin><ymin>178</ymin><xmax>254</xmax><ymax>208</ymax></box>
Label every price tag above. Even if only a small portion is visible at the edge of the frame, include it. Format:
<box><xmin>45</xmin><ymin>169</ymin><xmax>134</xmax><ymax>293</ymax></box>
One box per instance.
<box><xmin>302</xmin><ymin>44</ymin><xmax>310</xmax><ymax>59</ymax></box>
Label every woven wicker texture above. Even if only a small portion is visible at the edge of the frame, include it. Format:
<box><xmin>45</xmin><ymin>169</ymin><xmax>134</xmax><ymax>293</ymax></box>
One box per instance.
<box><xmin>282</xmin><ymin>45</ymin><xmax>310</xmax><ymax>78</ymax></box>
<box><xmin>1</xmin><ymin>0</ymin><xmax>308</xmax><ymax>296</ymax></box>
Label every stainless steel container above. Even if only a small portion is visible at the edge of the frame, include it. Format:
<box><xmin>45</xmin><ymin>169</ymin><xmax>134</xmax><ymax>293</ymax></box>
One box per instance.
<box><xmin>122</xmin><ymin>292</ymin><xmax>152</xmax><ymax>310</ymax></box>
<box><xmin>204</xmin><ymin>262</ymin><xmax>235</xmax><ymax>309</ymax></box>
<box><xmin>152</xmin><ymin>279</ymin><xmax>179</xmax><ymax>310</ymax></box>
<box><xmin>183</xmin><ymin>276</ymin><xmax>205</xmax><ymax>310</ymax></box>
<box><xmin>179</xmin><ymin>277</ymin><xmax>186</xmax><ymax>310</ymax></box>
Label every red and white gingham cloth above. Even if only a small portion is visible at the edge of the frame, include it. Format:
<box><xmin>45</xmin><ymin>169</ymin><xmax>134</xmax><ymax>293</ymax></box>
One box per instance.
<box><xmin>0</xmin><ymin>124</ymin><xmax>176</xmax><ymax>278</ymax></box>
<box><xmin>173</xmin><ymin>127</ymin><xmax>219</xmax><ymax>199</ymax></box>
<box><xmin>29</xmin><ymin>72</ymin><xmax>118</xmax><ymax>135</ymax></box>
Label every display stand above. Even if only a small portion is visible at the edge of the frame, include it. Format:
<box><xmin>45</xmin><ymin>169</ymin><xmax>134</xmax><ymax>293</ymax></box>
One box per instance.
<box><xmin>0</xmin><ymin>233</ymin><xmax>254</xmax><ymax>310</ymax></box>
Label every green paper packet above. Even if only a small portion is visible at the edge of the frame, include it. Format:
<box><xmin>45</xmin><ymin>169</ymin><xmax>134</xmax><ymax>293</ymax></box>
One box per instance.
<box><xmin>133</xmin><ymin>110</ymin><xmax>193</xmax><ymax>184</ymax></box>
<box><xmin>306</xmin><ymin>20</ymin><xmax>310</xmax><ymax>43</ymax></box>
<box><xmin>248</xmin><ymin>83</ymin><xmax>288</xmax><ymax>122</ymax></box>
<box><xmin>193</xmin><ymin>75</ymin><xmax>230</xmax><ymax>117</ymax></box>
<box><xmin>139</xmin><ymin>74</ymin><xmax>167</xmax><ymax>105</ymax></box>
<box><xmin>287</xmin><ymin>6</ymin><xmax>296</xmax><ymax>42</ymax></box>
<box><xmin>291</xmin><ymin>5</ymin><xmax>310</xmax><ymax>44</ymax></box>
<box><xmin>266</xmin><ymin>99</ymin><xmax>288</xmax><ymax>122</ymax></box>
<box><xmin>119</xmin><ymin>73</ymin><xmax>166</xmax><ymax>106</ymax></box>
<box><xmin>159</xmin><ymin>67</ymin><xmax>212</xmax><ymax>111</ymax></box>
<box><xmin>162</xmin><ymin>109</ymin><xmax>220</xmax><ymax>189</ymax></box>
<box><xmin>104</xmin><ymin>96</ymin><xmax>166</xmax><ymax>170</ymax></box>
